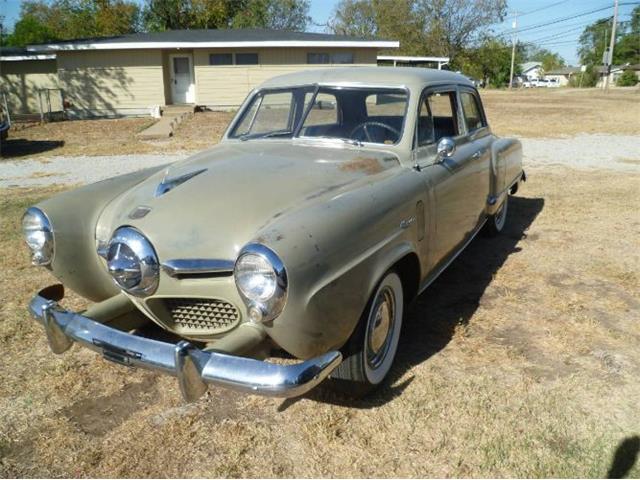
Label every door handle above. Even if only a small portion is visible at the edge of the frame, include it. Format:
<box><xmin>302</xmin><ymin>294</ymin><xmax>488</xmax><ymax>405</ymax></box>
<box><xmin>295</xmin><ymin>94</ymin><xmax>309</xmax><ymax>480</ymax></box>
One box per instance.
<box><xmin>472</xmin><ymin>150</ymin><xmax>482</xmax><ymax>159</ymax></box>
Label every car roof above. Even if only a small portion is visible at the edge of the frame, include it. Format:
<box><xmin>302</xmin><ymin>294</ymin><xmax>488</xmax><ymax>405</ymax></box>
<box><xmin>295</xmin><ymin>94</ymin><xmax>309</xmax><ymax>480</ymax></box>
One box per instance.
<box><xmin>258</xmin><ymin>67</ymin><xmax>474</xmax><ymax>91</ymax></box>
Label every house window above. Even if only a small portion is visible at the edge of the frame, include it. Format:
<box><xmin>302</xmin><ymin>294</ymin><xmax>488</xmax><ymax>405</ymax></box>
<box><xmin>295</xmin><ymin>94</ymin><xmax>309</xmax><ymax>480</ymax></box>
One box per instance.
<box><xmin>331</xmin><ymin>52</ymin><xmax>354</xmax><ymax>64</ymax></box>
<box><xmin>307</xmin><ymin>53</ymin><xmax>330</xmax><ymax>64</ymax></box>
<box><xmin>235</xmin><ymin>53</ymin><xmax>259</xmax><ymax>65</ymax></box>
<box><xmin>307</xmin><ymin>52</ymin><xmax>354</xmax><ymax>64</ymax></box>
<box><xmin>209</xmin><ymin>53</ymin><xmax>233</xmax><ymax>65</ymax></box>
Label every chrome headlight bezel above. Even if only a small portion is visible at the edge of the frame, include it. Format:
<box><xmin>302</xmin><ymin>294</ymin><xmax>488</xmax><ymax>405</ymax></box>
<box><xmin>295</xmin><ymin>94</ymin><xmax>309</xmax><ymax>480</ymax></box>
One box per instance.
<box><xmin>22</xmin><ymin>207</ymin><xmax>54</xmax><ymax>266</ymax></box>
<box><xmin>106</xmin><ymin>227</ymin><xmax>159</xmax><ymax>297</ymax></box>
<box><xmin>234</xmin><ymin>243</ymin><xmax>287</xmax><ymax>323</ymax></box>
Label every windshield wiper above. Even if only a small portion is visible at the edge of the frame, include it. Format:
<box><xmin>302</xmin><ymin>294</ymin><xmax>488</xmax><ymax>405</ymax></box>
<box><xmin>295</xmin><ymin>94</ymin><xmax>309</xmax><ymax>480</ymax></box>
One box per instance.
<box><xmin>239</xmin><ymin>130</ymin><xmax>293</xmax><ymax>141</ymax></box>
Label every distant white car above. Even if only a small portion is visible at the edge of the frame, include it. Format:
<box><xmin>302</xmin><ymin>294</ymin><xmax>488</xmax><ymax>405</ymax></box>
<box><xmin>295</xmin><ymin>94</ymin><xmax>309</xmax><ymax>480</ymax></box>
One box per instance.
<box><xmin>546</xmin><ymin>78</ymin><xmax>560</xmax><ymax>88</ymax></box>
<box><xmin>534</xmin><ymin>79</ymin><xmax>549</xmax><ymax>88</ymax></box>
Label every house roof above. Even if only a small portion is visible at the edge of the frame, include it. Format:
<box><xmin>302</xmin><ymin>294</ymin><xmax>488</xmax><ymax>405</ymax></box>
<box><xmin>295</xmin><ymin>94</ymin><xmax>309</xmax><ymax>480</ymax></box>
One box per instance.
<box><xmin>520</xmin><ymin>61</ymin><xmax>542</xmax><ymax>73</ymax></box>
<box><xmin>26</xmin><ymin>28</ymin><xmax>399</xmax><ymax>51</ymax></box>
<box><xmin>545</xmin><ymin>67</ymin><xmax>581</xmax><ymax>75</ymax></box>
<box><xmin>595</xmin><ymin>63</ymin><xmax>640</xmax><ymax>73</ymax></box>
<box><xmin>0</xmin><ymin>47</ymin><xmax>56</xmax><ymax>61</ymax></box>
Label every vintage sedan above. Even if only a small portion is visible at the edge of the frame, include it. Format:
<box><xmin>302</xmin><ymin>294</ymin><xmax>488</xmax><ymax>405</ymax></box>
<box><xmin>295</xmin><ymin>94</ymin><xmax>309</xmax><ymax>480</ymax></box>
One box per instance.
<box><xmin>24</xmin><ymin>68</ymin><xmax>524</xmax><ymax>401</ymax></box>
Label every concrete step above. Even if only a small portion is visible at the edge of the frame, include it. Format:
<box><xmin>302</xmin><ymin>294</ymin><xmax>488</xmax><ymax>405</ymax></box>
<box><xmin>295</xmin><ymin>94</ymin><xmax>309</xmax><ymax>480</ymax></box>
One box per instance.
<box><xmin>137</xmin><ymin>108</ymin><xmax>193</xmax><ymax>140</ymax></box>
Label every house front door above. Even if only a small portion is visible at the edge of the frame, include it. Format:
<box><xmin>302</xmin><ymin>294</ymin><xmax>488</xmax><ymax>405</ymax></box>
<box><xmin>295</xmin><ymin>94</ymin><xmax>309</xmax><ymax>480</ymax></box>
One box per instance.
<box><xmin>170</xmin><ymin>55</ymin><xmax>194</xmax><ymax>104</ymax></box>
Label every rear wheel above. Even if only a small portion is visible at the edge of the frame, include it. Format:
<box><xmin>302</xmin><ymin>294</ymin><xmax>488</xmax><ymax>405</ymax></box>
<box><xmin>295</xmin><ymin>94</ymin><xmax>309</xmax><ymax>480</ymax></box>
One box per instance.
<box><xmin>484</xmin><ymin>195</ymin><xmax>508</xmax><ymax>237</ymax></box>
<box><xmin>329</xmin><ymin>271</ymin><xmax>404</xmax><ymax>397</ymax></box>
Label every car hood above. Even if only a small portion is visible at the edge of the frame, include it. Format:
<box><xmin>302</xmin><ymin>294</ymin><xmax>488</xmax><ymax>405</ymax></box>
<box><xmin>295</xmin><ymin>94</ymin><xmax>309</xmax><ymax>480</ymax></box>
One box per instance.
<box><xmin>98</xmin><ymin>140</ymin><xmax>401</xmax><ymax>261</ymax></box>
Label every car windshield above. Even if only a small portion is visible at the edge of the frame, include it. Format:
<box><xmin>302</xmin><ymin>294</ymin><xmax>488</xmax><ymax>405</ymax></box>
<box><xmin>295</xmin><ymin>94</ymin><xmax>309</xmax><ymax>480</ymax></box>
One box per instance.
<box><xmin>229</xmin><ymin>86</ymin><xmax>408</xmax><ymax>145</ymax></box>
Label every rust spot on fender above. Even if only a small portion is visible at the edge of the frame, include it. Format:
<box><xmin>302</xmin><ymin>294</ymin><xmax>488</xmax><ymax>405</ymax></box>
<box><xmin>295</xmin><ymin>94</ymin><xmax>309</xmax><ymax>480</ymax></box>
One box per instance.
<box><xmin>339</xmin><ymin>156</ymin><xmax>385</xmax><ymax>175</ymax></box>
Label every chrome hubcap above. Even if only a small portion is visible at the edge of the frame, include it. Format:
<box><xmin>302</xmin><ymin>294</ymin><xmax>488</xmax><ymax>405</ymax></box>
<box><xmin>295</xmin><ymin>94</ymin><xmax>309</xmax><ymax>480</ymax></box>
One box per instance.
<box><xmin>366</xmin><ymin>287</ymin><xmax>395</xmax><ymax>369</ymax></box>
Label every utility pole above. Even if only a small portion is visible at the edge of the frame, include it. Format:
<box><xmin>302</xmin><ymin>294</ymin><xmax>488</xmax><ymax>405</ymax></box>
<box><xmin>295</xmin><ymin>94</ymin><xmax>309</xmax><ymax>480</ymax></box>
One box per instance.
<box><xmin>508</xmin><ymin>11</ymin><xmax>520</xmax><ymax>90</ymax></box>
<box><xmin>603</xmin><ymin>0</ymin><xmax>619</xmax><ymax>92</ymax></box>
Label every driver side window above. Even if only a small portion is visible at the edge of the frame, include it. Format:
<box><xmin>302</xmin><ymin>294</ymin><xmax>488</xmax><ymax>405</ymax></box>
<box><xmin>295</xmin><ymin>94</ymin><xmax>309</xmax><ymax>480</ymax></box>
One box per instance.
<box><xmin>417</xmin><ymin>91</ymin><xmax>459</xmax><ymax>147</ymax></box>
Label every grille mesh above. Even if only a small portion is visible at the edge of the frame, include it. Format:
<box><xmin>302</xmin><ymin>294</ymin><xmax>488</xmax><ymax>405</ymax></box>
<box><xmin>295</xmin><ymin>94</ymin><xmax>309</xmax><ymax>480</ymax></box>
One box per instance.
<box><xmin>165</xmin><ymin>298</ymin><xmax>240</xmax><ymax>332</ymax></box>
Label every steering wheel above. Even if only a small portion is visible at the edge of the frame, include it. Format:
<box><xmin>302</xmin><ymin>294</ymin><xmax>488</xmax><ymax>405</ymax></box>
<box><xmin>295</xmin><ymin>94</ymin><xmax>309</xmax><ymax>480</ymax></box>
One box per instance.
<box><xmin>349</xmin><ymin>121</ymin><xmax>401</xmax><ymax>143</ymax></box>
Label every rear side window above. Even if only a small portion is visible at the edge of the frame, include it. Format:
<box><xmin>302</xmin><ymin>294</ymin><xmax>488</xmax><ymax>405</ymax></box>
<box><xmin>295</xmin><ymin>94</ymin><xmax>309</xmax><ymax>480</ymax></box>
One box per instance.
<box><xmin>460</xmin><ymin>92</ymin><xmax>485</xmax><ymax>132</ymax></box>
<box><xmin>417</xmin><ymin>91</ymin><xmax>459</xmax><ymax>146</ymax></box>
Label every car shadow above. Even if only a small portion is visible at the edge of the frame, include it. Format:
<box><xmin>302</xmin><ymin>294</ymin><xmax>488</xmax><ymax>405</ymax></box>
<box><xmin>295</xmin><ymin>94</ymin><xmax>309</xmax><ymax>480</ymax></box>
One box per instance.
<box><xmin>1</xmin><ymin>138</ymin><xmax>64</xmax><ymax>158</ymax></box>
<box><xmin>279</xmin><ymin>195</ymin><xmax>545</xmax><ymax>411</ymax></box>
<box><xmin>607</xmin><ymin>436</ymin><xmax>640</xmax><ymax>479</ymax></box>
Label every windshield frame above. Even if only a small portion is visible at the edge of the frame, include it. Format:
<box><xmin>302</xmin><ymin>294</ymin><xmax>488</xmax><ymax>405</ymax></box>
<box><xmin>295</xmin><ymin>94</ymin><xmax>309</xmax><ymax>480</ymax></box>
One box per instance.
<box><xmin>225</xmin><ymin>83</ymin><xmax>411</xmax><ymax>147</ymax></box>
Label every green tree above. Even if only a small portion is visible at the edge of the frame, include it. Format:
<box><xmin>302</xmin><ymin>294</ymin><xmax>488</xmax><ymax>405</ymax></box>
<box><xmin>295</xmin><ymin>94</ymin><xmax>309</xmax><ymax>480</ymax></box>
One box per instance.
<box><xmin>6</xmin><ymin>14</ymin><xmax>56</xmax><ymax>45</ymax></box>
<box><xmin>456</xmin><ymin>35</ymin><xmax>522</xmax><ymax>87</ymax></box>
<box><xmin>5</xmin><ymin>0</ymin><xmax>140</xmax><ymax>46</ymax></box>
<box><xmin>142</xmin><ymin>0</ymin><xmax>309</xmax><ymax>31</ymax></box>
<box><xmin>329</xmin><ymin>0</ymin><xmax>506</xmax><ymax>60</ymax></box>
<box><xmin>616</xmin><ymin>69</ymin><xmax>639</xmax><ymax>86</ymax></box>
<box><xmin>522</xmin><ymin>44</ymin><xmax>565</xmax><ymax>72</ymax></box>
<box><xmin>578</xmin><ymin>7</ymin><xmax>640</xmax><ymax>67</ymax></box>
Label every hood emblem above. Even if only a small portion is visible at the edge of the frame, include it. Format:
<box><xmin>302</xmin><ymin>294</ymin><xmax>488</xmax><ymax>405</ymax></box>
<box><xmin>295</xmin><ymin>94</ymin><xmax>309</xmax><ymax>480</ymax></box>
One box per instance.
<box><xmin>155</xmin><ymin>168</ymin><xmax>207</xmax><ymax>197</ymax></box>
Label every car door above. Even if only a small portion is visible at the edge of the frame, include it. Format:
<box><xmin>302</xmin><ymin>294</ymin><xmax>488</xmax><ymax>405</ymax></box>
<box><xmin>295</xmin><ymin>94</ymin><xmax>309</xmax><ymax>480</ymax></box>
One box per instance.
<box><xmin>413</xmin><ymin>87</ymin><xmax>483</xmax><ymax>270</ymax></box>
<box><xmin>458</xmin><ymin>87</ymin><xmax>493</xmax><ymax>232</ymax></box>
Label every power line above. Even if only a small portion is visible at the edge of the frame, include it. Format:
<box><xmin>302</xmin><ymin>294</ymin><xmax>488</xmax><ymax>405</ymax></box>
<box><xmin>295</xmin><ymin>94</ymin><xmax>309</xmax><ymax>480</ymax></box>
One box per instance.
<box><xmin>526</xmin><ymin>17</ymin><xmax>613</xmax><ymax>43</ymax></box>
<box><xmin>495</xmin><ymin>2</ymin><xmax>639</xmax><ymax>37</ymax></box>
<box><xmin>518</xmin><ymin>0</ymin><xmax>573</xmax><ymax>18</ymax></box>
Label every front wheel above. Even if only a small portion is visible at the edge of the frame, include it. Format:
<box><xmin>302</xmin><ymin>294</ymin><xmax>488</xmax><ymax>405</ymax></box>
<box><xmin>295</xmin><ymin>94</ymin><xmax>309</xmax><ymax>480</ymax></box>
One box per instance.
<box><xmin>329</xmin><ymin>271</ymin><xmax>404</xmax><ymax>397</ymax></box>
<box><xmin>483</xmin><ymin>194</ymin><xmax>509</xmax><ymax>237</ymax></box>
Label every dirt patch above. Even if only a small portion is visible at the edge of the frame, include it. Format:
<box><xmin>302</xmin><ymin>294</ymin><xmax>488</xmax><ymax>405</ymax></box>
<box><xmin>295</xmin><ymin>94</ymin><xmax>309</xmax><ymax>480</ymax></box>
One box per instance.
<box><xmin>61</xmin><ymin>375</ymin><xmax>159</xmax><ymax>436</ymax></box>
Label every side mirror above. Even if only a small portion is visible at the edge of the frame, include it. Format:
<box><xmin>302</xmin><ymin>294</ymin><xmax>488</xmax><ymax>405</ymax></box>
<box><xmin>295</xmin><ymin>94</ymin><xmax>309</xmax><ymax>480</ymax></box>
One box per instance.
<box><xmin>436</xmin><ymin>137</ymin><xmax>456</xmax><ymax>160</ymax></box>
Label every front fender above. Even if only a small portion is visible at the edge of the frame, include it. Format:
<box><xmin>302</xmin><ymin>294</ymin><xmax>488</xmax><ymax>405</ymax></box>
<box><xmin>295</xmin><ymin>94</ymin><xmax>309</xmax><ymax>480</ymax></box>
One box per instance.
<box><xmin>257</xmin><ymin>168</ymin><xmax>424</xmax><ymax>359</ymax></box>
<box><xmin>35</xmin><ymin>165</ymin><xmax>168</xmax><ymax>301</ymax></box>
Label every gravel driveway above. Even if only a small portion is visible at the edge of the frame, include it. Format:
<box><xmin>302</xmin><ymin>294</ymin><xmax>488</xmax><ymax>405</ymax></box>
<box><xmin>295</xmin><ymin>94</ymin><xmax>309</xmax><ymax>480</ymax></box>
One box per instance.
<box><xmin>1</xmin><ymin>134</ymin><xmax>639</xmax><ymax>188</ymax></box>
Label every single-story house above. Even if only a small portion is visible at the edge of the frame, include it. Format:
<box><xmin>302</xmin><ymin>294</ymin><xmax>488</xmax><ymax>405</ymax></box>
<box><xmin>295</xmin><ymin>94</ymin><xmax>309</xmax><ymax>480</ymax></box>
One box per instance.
<box><xmin>1</xmin><ymin>29</ymin><xmax>398</xmax><ymax>118</ymax></box>
<box><xmin>544</xmin><ymin>66</ymin><xmax>582</xmax><ymax>86</ymax></box>
<box><xmin>0</xmin><ymin>47</ymin><xmax>60</xmax><ymax>116</ymax></box>
<box><xmin>596</xmin><ymin>63</ymin><xmax>640</xmax><ymax>87</ymax></box>
<box><xmin>520</xmin><ymin>61</ymin><xmax>543</xmax><ymax>81</ymax></box>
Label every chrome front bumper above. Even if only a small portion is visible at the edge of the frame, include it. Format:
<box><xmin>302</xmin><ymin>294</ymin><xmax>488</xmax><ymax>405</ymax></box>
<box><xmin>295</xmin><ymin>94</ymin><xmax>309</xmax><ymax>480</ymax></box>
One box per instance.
<box><xmin>29</xmin><ymin>285</ymin><xmax>342</xmax><ymax>402</ymax></box>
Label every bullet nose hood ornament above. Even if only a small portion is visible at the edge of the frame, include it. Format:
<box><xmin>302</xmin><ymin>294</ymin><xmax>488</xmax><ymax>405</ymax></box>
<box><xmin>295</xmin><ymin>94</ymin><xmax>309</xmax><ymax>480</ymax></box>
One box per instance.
<box><xmin>155</xmin><ymin>168</ymin><xmax>207</xmax><ymax>197</ymax></box>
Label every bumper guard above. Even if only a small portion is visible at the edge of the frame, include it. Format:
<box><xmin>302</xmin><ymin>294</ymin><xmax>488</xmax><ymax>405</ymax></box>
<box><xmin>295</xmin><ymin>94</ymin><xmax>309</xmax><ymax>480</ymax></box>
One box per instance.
<box><xmin>29</xmin><ymin>285</ymin><xmax>342</xmax><ymax>402</ymax></box>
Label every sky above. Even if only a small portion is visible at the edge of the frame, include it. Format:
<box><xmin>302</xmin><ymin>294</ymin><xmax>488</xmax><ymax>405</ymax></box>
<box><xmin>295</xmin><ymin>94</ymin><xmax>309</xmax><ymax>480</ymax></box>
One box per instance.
<box><xmin>1</xmin><ymin>0</ymin><xmax>636</xmax><ymax>65</ymax></box>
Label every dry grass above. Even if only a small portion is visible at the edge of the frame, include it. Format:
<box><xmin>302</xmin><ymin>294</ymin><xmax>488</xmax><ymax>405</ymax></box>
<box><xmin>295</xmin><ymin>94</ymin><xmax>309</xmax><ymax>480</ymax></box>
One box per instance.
<box><xmin>1</xmin><ymin>88</ymin><xmax>638</xmax><ymax>160</ymax></box>
<box><xmin>1</xmin><ymin>165</ymin><xmax>639</xmax><ymax>477</ymax></box>
<box><xmin>0</xmin><ymin>111</ymin><xmax>234</xmax><ymax>160</ymax></box>
<box><xmin>481</xmin><ymin>88</ymin><xmax>640</xmax><ymax>138</ymax></box>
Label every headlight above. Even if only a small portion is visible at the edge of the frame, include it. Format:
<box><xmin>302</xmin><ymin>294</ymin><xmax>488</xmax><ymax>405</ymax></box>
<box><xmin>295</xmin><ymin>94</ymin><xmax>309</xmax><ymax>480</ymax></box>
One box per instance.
<box><xmin>234</xmin><ymin>244</ymin><xmax>287</xmax><ymax>322</ymax></box>
<box><xmin>106</xmin><ymin>227</ymin><xmax>159</xmax><ymax>297</ymax></box>
<box><xmin>22</xmin><ymin>207</ymin><xmax>54</xmax><ymax>266</ymax></box>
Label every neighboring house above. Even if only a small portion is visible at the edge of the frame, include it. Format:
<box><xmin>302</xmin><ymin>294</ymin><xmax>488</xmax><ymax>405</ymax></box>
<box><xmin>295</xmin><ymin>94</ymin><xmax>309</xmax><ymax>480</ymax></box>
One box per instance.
<box><xmin>0</xmin><ymin>47</ymin><xmax>59</xmax><ymax>116</ymax></box>
<box><xmin>596</xmin><ymin>63</ymin><xmax>640</xmax><ymax>87</ymax></box>
<box><xmin>1</xmin><ymin>29</ymin><xmax>398</xmax><ymax>118</ymax></box>
<box><xmin>520</xmin><ymin>61</ymin><xmax>543</xmax><ymax>81</ymax></box>
<box><xmin>544</xmin><ymin>66</ymin><xmax>582</xmax><ymax>86</ymax></box>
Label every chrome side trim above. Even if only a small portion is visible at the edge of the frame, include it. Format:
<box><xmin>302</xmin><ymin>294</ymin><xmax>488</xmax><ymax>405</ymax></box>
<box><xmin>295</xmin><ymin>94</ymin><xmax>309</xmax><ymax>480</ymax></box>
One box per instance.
<box><xmin>161</xmin><ymin>259</ymin><xmax>235</xmax><ymax>277</ymax></box>
<box><xmin>29</xmin><ymin>285</ymin><xmax>342</xmax><ymax>402</ymax></box>
<box><xmin>418</xmin><ymin>218</ymin><xmax>487</xmax><ymax>295</ymax></box>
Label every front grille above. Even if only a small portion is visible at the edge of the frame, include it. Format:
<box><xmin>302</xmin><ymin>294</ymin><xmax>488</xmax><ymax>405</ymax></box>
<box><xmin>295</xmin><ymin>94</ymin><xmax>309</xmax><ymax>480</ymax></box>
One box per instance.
<box><xmin>165</xmin><ymin>298</ymin><xmax>240</xmax><ymax>333</ymax></box>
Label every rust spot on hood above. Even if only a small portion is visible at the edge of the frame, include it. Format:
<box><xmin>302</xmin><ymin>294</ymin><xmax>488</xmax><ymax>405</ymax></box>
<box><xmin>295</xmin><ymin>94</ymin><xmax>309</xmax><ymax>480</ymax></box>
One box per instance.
<box><xmin>339</xmin><ymin>156</ymin><xmax>385</xmax><ymax>175</ymax></box>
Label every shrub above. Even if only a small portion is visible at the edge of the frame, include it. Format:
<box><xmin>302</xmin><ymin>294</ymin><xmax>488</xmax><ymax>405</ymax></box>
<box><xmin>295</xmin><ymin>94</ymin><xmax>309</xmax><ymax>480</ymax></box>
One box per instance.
<box><xmin>616</xmin><ymin>70</ymin><xmax>639</xmax><ymax>87</ymax></box>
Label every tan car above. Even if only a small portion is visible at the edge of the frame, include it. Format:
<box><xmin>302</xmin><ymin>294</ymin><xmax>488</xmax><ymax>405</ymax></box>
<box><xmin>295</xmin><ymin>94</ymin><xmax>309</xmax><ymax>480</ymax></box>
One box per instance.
<box><xmin>24</xmin><ymin>68</ymin><xmax>524</xmax><ymax>401</ymax></box>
